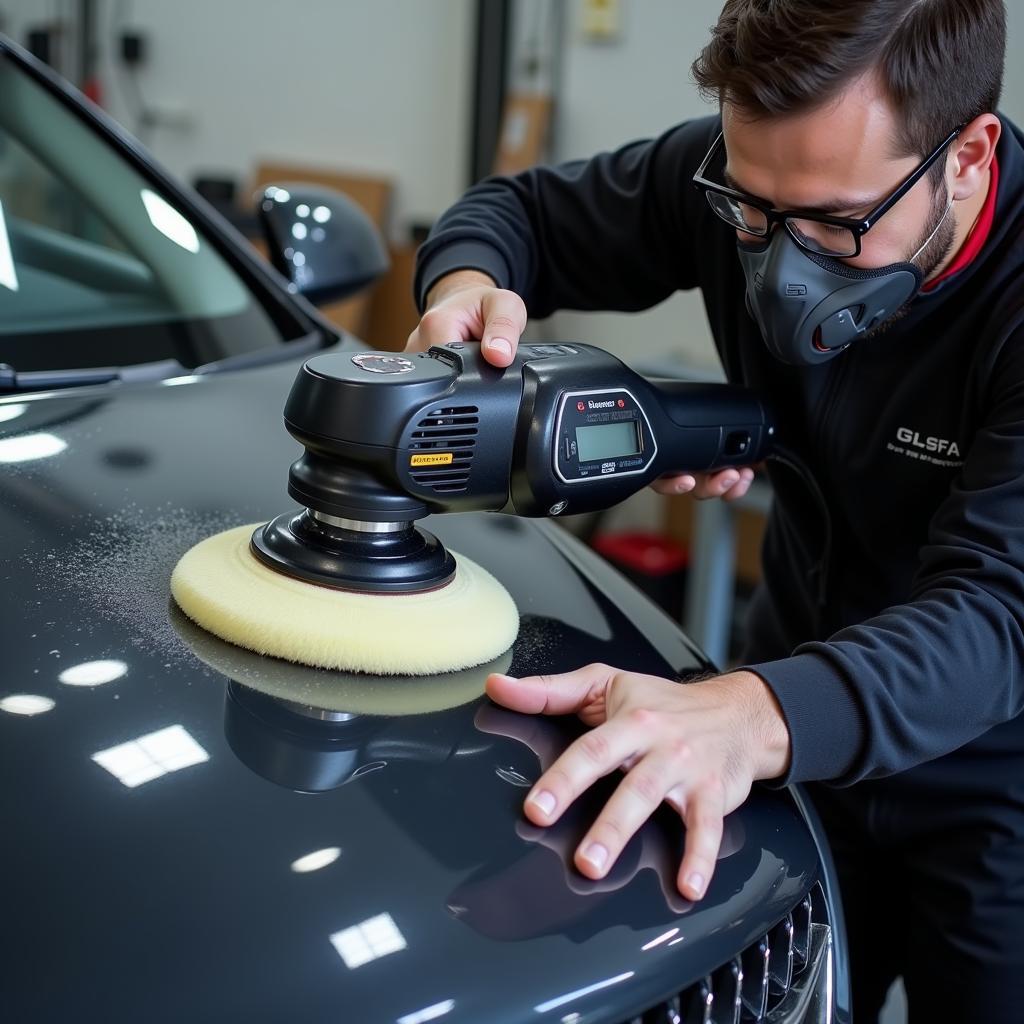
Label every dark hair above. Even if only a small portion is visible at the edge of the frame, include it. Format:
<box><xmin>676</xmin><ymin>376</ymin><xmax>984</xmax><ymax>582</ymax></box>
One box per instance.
<box><xmin>693</xmin><ymin>0</ymin><xmax>1005</xmax><ymax>177</ymax></box>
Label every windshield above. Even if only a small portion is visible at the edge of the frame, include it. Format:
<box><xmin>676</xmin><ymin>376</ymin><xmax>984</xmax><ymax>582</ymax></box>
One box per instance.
<box><xmin>0</xmin><ymin>49</ymin><xmax>306</xmax><ymax>373</ymax></box>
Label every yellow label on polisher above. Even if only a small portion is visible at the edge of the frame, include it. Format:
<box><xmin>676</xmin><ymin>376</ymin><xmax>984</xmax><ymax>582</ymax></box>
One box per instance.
<box><xmin>410</xmin><ymin>452</ymin><xmax>454</xmax><ymax>467</ymax></box>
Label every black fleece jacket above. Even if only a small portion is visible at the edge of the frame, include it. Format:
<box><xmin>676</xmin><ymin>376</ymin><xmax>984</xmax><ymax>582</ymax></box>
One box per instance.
<box><xmin>414</xmin><ymin>114</ymin><xmax>1024</xmax><ymax>789</ymax></box>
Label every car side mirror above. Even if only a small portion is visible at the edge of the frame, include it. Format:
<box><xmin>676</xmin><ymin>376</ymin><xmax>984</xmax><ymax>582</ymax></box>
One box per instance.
<box><xmin>257</xmin><ymin>183</ymin><xmax>390</xmax><ymax>305</ymax></box>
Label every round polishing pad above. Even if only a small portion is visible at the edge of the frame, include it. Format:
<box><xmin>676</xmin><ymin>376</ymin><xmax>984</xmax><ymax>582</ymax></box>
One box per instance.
<box><xmin>170</xmin><ymin>524</ymin><xmax>519</xmax><ymax>675</ymax></box>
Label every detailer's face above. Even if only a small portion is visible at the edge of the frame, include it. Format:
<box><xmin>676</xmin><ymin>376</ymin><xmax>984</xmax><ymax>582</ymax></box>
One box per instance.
<box><xmin>722</xmin><ymin>77</ymin><xmax>956</xmax><ymax>279</ymax></box>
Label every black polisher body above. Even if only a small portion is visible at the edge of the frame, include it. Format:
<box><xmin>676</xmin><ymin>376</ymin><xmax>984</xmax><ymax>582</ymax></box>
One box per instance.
<box><xmin>252</xmin><ymin>343</ymin><xmax>774</xmax><ymax>593</ymax></box>
<box><xmin>282</xmin><ymin>343</ymin><xmax>774</xmax><ymax>520</ymax></box>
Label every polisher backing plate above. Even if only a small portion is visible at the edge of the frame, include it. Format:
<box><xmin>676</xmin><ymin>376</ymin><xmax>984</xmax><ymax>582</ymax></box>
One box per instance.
<box><xmin>170</xmin><ymin>524</ymin><xmax>519</xmax><ymax>675</ymax></box>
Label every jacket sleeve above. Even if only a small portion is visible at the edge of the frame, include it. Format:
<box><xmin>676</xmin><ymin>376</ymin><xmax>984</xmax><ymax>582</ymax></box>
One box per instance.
<box><xmin>413</xmin><ymin>117</ymin><xmax>719</xmax><ymax>317</ymax></box>
<box><xmin>746</xmin><ymin>331</ymin><xmax>1024</xmax><ymax>787</ymax></box>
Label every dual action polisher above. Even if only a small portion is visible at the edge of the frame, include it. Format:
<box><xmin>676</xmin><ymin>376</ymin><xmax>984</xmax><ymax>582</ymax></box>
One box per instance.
<box><xmin>171</xmin><ymin>342</ymin><xmax>774</xmax><ymax>675</ymax></box>
<box><xmin>252</xmin><ymin>342</ymin><xmax>774</xmax><ymax>591</ymax></box>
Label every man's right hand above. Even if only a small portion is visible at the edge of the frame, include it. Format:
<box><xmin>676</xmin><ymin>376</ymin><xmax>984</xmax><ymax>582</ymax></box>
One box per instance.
<box><xmin>406</xmin><ymin>270</ymin><xmax>527</xmax><ymax>368</ymax></box>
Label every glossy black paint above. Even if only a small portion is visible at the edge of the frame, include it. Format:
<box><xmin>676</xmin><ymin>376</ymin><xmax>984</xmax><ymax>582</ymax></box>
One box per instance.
<box><xmin>1</xmin><ymin>354</ymin><xmax>823</xmax><ymax>1023</ymax></box>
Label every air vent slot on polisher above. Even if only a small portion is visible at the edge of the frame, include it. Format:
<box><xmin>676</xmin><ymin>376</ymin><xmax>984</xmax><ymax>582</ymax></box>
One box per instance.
<box><xmin>409</xmin><ymin>406</ymin><xmax>478</xmax><ymax>494</ymax></box>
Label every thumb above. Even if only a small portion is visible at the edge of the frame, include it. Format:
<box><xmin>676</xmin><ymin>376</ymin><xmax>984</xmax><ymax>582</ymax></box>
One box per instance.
<box><xmin>479</xmin><ymin>291</ymin><xmax>526</xmax><ymax>367</ymax></box>
<box><xmin>486</xmin><ymin>663</ymin><xmax>615</xmax><ymax>717</ymax></box>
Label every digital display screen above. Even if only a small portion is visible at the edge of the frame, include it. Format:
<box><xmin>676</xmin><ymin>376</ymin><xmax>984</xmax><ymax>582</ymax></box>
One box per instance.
<box><xmin>575</xmin><ymin>421</ymin><xmax>641</xmax><ymax>463</ymax></box>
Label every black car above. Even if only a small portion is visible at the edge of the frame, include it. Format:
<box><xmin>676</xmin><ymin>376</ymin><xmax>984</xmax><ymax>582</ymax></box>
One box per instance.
<box><xmin>0</xmin><ymin>35</ymin><xmax>850</xmax><ymax>1024</ymax></box>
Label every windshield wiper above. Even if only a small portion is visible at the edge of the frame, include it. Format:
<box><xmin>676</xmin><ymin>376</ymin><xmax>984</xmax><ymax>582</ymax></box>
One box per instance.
<box><xmin>0</xmin><ymin>359</ymin><xmax>186</xmax><ymax>393</ymax></box>
<box><xmin>0</xmin><ymin>334</ymin><xmax>336</xmax><ymax>394</ymax></box>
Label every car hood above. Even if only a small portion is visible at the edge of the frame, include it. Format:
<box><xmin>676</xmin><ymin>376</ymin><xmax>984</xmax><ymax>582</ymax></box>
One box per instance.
<box><xmin>0</xmin><ymin>348</ymin><xmax>819</xmax><ymax>1023</ymax></box>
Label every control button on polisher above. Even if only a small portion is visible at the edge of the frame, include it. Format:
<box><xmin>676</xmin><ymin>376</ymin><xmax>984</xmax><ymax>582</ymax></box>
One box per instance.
<box><xmin>528</xmin><ymin>344</ymin><xmax>580</xmax><ymax>357</ymax></box>
<box><xmin>724</xmin><ymin>430</ymin><xmax>752</xmax><ymax>457</ymax></box>
<box><xmin>430</xmin><ymin>346</ymin><xmax>463</xmax><ymax>370</ymax></box>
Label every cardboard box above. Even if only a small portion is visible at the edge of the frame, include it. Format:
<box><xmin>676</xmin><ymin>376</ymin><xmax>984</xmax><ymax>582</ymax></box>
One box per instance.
<box><xmin>493</xmin><ymin>93</ymin><xmax>553</xmax><ymax>176</ymax></box>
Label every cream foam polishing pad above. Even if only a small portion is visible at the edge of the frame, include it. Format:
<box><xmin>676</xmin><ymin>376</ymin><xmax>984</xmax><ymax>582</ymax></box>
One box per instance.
<box><xmin>170</xmin><ymin>524</ymin><xmax>519</xmax><ymax>676</ymax></box>
<box><xmin>169</xmin><ymin>602</ymin><xmax>512</xmax><ymax>716</ymax></box>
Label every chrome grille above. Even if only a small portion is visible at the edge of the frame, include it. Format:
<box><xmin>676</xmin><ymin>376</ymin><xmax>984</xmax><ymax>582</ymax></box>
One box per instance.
<box><xmin>623</xmin><ymin>883</ymin><xmax>830</xmax><ymax>1024</ymax></box>
<box><xmin>791</xmin><ymin>893</ymin><xmax>813</xmax><ymax>970</ymax></box>
<box><xmin>740</xmin><ymin>935</ymin><xmax>770</xmax><ymax>1019</ymax></box>
<box><xmin>767</xmin><ymin>914</ymin><xmax>795</xmax><ymax>998</ymax></box>
<box><xmin>408</xmin><ymin>406</ymin><xmax>478</xmax><ymax>493</ymax></box>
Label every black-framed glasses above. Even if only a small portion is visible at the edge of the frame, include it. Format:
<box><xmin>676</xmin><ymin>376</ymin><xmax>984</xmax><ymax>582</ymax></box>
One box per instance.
<box><xmin>692</xmin><ymin>125</ymin><xmax>963</xmax><ymax>258</ymax></box>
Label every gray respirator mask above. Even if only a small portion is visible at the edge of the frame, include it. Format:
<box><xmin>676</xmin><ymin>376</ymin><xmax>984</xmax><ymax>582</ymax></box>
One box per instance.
<box><xmin>737</xmin><ymin>230</ymin><xmax>924</xmax><ymax>366</ymax></box>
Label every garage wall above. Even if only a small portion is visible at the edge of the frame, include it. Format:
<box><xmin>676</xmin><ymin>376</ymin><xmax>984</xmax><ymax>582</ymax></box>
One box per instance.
<box><xmin>517</xmin><ymin>0</ymin><xmax>736</xmax><ymax>372</ymax></box>
<box><xmin>1002</xmin><ymin>0</ymin><xmax>1024</xmax><ymax>123</ymax></box>
<box><xmin>1</xmin><ymin>0</ymin><xmax>475</xmax><ymax>242</ymax></box>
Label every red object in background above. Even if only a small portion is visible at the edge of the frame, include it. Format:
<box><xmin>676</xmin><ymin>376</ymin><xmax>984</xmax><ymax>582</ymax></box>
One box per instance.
<box><xmin>592</xmin><ymin>531</ymin><xmax>688</xmax><ymax>575</ymax></box>
<box><xmin>591</xmin><ymin>530</ymin><xmax>689</xmax><ymax>619</ymax></box>
<box><xmin>82</xmin><ymin>77</ymin><xmax>103</xmax><ymax>105</ymax></box>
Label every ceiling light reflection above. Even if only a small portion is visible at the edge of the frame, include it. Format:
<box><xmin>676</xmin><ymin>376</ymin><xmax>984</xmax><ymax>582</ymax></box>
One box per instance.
<box><xmin>329</xmin><ymin>913</ymin><xmax>406</xmax><ymax>969</ymax></box>
<box><xmin>59</xmin><ymin>659</ymin><xmax>128</xmax><ymax>687</ymax></box>
<box><xmin>312</xmin><ymin>205</ymin><xmax>331</xmax><ymax>223</ymax></box>
<box><xmin>533</xmin><ymin>972</ymin><xmax>635</xmax><ymax>1014</ymax></box>
<box><xmin>0</xmin><ymin>198</ymin><xmax>19</xmax><ymax>292</ymax></box>
<box><xmin>641</xmin><ymin>927</ymin><xmax>680</xmax><ymax>951</ymax></box>
<box><xmin>290</xmin><ymin>847</ymin><xmax>341</xmax><ymax>873</ymax></box>
<box><xmin>141</xmin><ymin>189</ymin><xmax>200</xmax><ymax>254</ymax></box>
<box><xmin>0</xmin><ymin>403</ymin><xmax>26</xmax><ymax>423</ymax></box>
<box><xmin>397</xmin><ymin>999</ymin><xmax>455</xmax><ymax>1024</ymax></box>
<box><xmin>296</xmin><ymin>203</ymin><xmax>310</xmax><ymax>218</ymax></box>
<box><xmin>91</xmin><ymin>724</ymin><xmax>209</xmax><ymax>788</ymax></box>
<box><xmin>0</xmin><ymin>433</ymin><xmax>67</xmax><ymax>463</ymax></box>
<box><xmin>1</xmin><ymin>694</ymin><xmax>55</xmax><ymax>716</ymax></box>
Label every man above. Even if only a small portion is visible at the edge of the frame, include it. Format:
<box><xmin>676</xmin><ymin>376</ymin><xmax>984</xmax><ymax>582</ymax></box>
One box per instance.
<box><xmin>408</xmin><ymin>1</ymin><xmax>1021</xmax><ymax>1018</ymax></box>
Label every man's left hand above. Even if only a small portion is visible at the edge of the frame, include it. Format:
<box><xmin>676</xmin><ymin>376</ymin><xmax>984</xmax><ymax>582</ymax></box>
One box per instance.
<box><xmin>485</xmin><ymin>666</ymin><xmax>791</xmax><ymax>901</ymax></box>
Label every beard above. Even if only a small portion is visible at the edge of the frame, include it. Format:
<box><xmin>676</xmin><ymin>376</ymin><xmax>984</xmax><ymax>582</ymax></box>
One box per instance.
<box><xmin>911</xmin><ymin>181</ymin><xmax>957</xmax><ymax>280</ymax></box>
<box><xmin>860</xmin><ymin>182</ymin><xmax>956</xmax><ymax>340</ymax></box>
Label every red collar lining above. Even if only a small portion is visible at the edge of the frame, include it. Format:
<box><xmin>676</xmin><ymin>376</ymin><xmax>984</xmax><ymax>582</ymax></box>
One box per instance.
<box><xmin>921</xmin><ymin>153</ymin><xmax>999</xmax><ymax>293</ymax></box>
